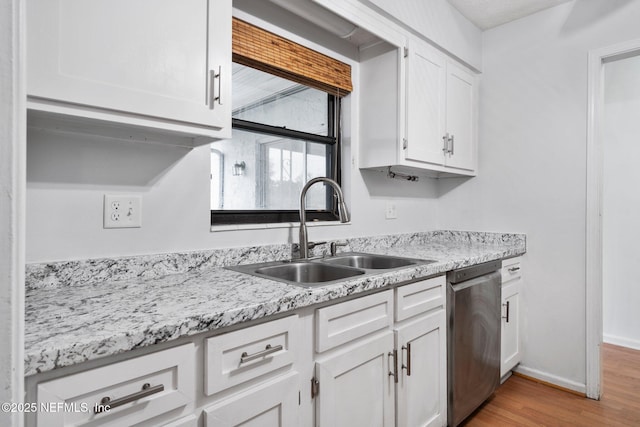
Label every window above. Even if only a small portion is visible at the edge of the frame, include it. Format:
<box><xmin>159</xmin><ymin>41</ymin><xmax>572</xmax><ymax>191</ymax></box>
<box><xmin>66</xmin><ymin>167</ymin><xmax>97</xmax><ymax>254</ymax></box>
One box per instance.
<box><xmin>210</xmin><ymin>18</ymin><xmax>352</xmax><ymax>226</ymax></box>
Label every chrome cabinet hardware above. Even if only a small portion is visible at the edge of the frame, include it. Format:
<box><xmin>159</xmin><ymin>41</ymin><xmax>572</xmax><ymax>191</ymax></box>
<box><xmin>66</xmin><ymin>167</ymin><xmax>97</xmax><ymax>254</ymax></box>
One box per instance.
<box><xmin>311</xmin><ymin>377</ymin><xmax>320</xmax><ymax>398</ymax></box>
<box><xmin>502</xmin><ymin>301</ymin><xmax>510</xmax><ymax>323</ymax></box>
<box><xmin>403</xmin><ymin>138</ymin><xmax>407</xmax><ymax>150</ymax></box>
<box><xmin>508</xmin><ymin>266</ymin><xmax>521</xmax><ymax>273</ymax></box>
<box><xmin>209</xmin><ymin>66</ymin><xmax>222</xmax><ymax>109</ymax></box>
<box><xmin>95</xmin><ymin>383</ymin><xmax>164</xmax><ymax>414</ymax></box>
<box><xmin>388</xmin><ymin>350</ymin><xmax>398</xmax><ymax>383</ymax></box>
<box><xmin>401</xmin><ymin>343</ymin><xmax>412</xmax><ymax>376</ymax></box>
<box><xmin>442</xmin><ymin>133</ymin><xmax>449</xmax><ymax>153</ymax></box>
<box><xmin>240</xmin><ymin>344</ymin><xmax>283</xmax><ymax>364</ymax></box>
<box><xmin>449</xmin><ymin>134</ymin><xmax>455</xmax><ymax>155</ymax></box>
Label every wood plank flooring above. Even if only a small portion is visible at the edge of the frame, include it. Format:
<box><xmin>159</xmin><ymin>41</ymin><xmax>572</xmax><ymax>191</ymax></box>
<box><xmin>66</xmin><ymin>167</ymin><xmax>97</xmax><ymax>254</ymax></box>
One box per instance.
<box><xmin>462</xmin><ymin>344</ymin><xmax>640</xmax><ymax>426</ymax></box>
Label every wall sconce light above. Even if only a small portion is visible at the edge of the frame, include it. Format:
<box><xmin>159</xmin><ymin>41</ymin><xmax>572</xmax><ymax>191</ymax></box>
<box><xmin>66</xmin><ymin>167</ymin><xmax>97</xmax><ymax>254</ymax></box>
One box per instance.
<box><xmin>233</xmin><ymin>161</ymin><xmax>246</xmax><ymax>176</ymax></box>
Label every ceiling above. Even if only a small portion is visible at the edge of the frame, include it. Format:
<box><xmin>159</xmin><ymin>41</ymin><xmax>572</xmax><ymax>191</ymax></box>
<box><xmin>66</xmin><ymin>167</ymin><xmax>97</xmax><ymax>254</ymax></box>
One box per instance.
<box><xmin>447</xmin><ymin>0</ymin><xmax>573</xmax><ymax>30</ymax></box>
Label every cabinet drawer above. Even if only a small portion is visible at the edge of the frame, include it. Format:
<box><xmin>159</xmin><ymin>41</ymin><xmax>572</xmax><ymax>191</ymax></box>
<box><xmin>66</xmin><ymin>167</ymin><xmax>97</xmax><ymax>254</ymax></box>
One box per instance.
<box><xmin>205</xmin><ymin>315</ymin><xmax>299</xmax><ymax>396</ymax></box>
<box><xmin>395</xmin><ymin>275</ymin><xmax>445</xmax><ymax>322</ymax></box>
<box><xmin>502</xmin><ymin>257</ymin><xmax>522</xmax><ymax>284</ymax></box>
<box><xmin>316</xmin><ymin>290</ymin><xmax>393</xmax><ymax>352</ymax></box>
<box><xmin>36</xmin><ymin>343</ymin><xmax>195</xmax><ymax>427</ymax></box>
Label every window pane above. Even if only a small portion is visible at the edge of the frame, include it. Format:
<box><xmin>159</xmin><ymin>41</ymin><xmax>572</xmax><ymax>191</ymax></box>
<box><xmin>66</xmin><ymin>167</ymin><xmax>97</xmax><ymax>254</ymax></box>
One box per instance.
<box><xmin>210</xmin><ymin>149</ymin><xmax>223</xmax><ymax>210</ymax></box>
<box><xmin>211</xmin><ymin>129</ymin><xmax>330</xmax><ymax>211</ymax></box>
<box><xmin>232</xmin><ymin>63</ymin><xmax>329</xmax><ymax>135</ymax></box>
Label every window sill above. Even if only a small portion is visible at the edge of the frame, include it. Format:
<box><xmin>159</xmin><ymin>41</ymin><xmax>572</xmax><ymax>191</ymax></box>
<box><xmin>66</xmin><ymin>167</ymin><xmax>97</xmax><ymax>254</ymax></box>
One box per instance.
<box><xmin>210</xmin><ymin>221</ymin><xmax>352</xmax><ymax>233</ymax></box>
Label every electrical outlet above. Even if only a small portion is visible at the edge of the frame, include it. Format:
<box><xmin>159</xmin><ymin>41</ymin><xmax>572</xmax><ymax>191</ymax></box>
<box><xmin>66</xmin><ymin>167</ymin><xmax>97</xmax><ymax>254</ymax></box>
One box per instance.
<box><xmin>104</xmin><ymin>195</ymin><xmax>142</xmax><ymax>228</ymax></box>
<box><xmin>385</xmin><ymin>202</ymin><xmax>397</xmax><ymax>219</ymax></box>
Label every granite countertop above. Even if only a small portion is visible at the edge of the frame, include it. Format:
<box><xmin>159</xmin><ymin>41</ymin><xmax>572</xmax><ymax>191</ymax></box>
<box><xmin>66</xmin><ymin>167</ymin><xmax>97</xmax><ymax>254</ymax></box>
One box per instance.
<box><xmin>24</xmin><ymin>231</ymin><xmax>526</xmax><ymax>376</ymax></box>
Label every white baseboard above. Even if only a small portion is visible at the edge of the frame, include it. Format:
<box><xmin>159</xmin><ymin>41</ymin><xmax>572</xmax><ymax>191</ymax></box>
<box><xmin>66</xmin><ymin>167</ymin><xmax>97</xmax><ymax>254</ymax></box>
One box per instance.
<box><xmin>603</xmin><ymin>334</ymin><xmax>640</xmax><ymax>350</ymax></box>
<box><xmin>514</xmin><ymin>365</ymin><xmax>586</xmax><ymax>394</ymax></box>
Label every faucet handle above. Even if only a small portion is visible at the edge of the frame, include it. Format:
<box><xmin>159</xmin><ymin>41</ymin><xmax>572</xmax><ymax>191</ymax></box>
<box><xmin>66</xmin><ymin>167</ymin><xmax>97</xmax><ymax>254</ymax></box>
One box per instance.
<box><xmin>330</xmin><ymin>241</ymin><xmax>348</xmax><ymax>257</ymax></box>
<box><xmin>308</xmin><ymin>241</ymin><xmax>327</xmax><ymax>249</ymax></box>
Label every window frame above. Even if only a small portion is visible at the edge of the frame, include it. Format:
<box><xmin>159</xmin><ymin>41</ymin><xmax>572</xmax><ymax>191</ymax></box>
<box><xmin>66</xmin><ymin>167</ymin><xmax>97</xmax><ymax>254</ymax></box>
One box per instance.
<box><xmin>210</xmin><ymin>92</ymin><xmax>342</xmax><ymax>226</ymax></box>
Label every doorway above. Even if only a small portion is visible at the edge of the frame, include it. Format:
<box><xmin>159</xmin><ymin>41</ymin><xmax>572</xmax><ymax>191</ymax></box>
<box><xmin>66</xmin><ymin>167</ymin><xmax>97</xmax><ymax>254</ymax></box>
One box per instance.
<box><xmin>586</xmin><ymin>38</ymin><xmax>640</xmax><ymax>400</ymax></box>
<box><xmin>602</xmin><ymin>53</ymin><xmax>640</xmax><ymax>351</ymax></box>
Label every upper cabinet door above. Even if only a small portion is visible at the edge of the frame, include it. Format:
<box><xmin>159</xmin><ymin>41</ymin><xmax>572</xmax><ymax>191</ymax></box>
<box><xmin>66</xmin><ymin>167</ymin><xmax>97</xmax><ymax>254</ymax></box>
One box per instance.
<box><xmin>405</xmin><ymin>40</ymin><xmax>446</xmax><ymax>166</ymax></box>
<box><xmin>27</xmin><ymin>0</ymin><xmax>231</xmax><ymax>132</ymax></box>
<box><xmin>444</xmin><ymin>62</ymin><xmax>476</xmax><ymax>171</ymax></box>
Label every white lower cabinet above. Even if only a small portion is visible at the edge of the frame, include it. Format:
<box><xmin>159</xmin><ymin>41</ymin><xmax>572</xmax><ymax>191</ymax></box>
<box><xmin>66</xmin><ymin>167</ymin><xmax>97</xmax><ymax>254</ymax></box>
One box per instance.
<box><xmin>203</xmin><ymin>372</ymin><xmax>300</xmax><ymax>427</ymax></box>
<box><xmin>395</xmin><ymin>310</ymin><xmax>446</xmax><ymax>427</ymax></box>
<box><xmin>501</xmin><ymin>257</ymin><xmax>523</xmax><ymax>377</ymax></box>
<box><xmin>28</xmin><ymin>278</ymin><xmax>450</xmax><ymax>427</ymax></box>
<box><xmin>315</xmin><ymin>332</ymin><xmax>396</xmax><ymax>427</ymax></box>
<box><xmin>162</xmin><ymin>414</ymin><xmax>198</xmax><ymax>427</ymax></box>
<box><xmin>33</xmin><ymin>343</ymin><xmax>195</xmax><ymax>427</ymax></box>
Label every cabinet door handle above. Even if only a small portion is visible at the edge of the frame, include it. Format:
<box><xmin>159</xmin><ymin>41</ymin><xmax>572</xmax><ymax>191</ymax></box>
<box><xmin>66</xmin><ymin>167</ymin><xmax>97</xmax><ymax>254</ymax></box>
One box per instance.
<box><xmin>95</xmin><ymin>383</ymin><xmax>164</xmax><ymax>414</ymax></box>
<box><xmin>449</xmin><ymin>134</ymin><xmax>455</xmax><ymax>155</ymax></box>
<box><xmin>401</xmin><ymin>343</ymin><xmax>411</xmax><ymax>376</ymax></box>
<box><xmin>388</xmin><ymin>350</ymin><xmax>398</xmax><ymax>383</ymax></box>
<box><xmin>209</xmin><ymin>66</ymin><xmax>222</xmax><ymax>109</ymax></box>
<box><xmin>502</xmin><ymin>301</ymin><xmax>510</xmax><ymax>323</ymax></box>
<box><xmin>216</xmin><ymin>65</ymin><xmax>223</xmax><ymax>106</ymax></box>
<box><xmin>442</xmin><ymin>133</ymin><xmax>449</xmax><ymax>153</ymax></box>
<box><xmin>508</xmin><ymin>266</ymin><xmax>520</xmax><ymax>273</ymax></box>
<box><xmin>240</xmin><ymin>344</ymin><xmax>283</xmax><ymax>364</ymax></box>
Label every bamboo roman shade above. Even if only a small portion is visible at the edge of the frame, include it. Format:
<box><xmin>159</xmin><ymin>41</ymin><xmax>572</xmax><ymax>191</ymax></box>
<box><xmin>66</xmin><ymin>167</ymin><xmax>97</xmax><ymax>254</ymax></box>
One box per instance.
<box><xmin>232</xmin><ymin>18</ymin><xmax>352</xmax><ymax>96</ymax></box>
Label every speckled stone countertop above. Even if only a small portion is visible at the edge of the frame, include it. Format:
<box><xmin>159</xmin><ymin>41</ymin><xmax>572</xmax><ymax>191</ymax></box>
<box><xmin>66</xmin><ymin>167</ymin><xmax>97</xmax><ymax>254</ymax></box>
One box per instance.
<box><xmin>24</xmin><ymin>231</ymin><xmax>525</xmax><ymax>376</ymax></box>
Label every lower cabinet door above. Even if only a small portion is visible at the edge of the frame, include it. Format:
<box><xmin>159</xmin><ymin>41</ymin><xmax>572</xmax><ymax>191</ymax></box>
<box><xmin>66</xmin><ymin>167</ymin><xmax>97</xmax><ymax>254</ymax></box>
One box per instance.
<box><xmin>315</xmin><ymin>331</ymin><xmax>395</xmax><ymax>427</ymax></box>
<box><xmin>395</xmin><ymin>310</ymin><xmax>447</xmax><ymax>427</ymax></box>
<box><xmin>501</xmin><ymin>283</ymin><xmax>521</xmax><ymax>376</ymax></box>
<box><xmin>203</xmin><ymin>372</ymin><xmax>299</xmax><ymax>427</ymax></box>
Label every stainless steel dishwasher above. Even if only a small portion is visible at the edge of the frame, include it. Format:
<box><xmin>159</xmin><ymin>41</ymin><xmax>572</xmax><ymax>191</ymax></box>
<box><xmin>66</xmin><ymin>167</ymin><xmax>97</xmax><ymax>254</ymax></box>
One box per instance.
<box><xmin>447</xmin><ymin>260</ymin><xmax>502</xmax><ymax>427</ymax></box>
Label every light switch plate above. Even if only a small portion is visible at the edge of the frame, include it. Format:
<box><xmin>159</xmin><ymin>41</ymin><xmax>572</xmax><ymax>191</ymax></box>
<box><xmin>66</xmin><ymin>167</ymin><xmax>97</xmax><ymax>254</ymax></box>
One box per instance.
<box><xmin>104</xmin><ymin>195</ymin><xmax>142</xmax><ymax>228</ymax></box>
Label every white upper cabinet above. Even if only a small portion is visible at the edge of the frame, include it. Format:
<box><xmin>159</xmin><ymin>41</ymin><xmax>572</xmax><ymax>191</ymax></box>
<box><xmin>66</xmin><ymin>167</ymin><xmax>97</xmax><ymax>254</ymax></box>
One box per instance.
<box><xmin>444</xmin><ymin>61</ymin><xmax>476</xmax><ymax>171</ymax></box>
<box><xmin>26</xmin><ymin>0</ymin><xmax>232</xmax><ymax>145</ymax></box>
<box><xmin>405</xmin><ymin>41</ymin><xmax>447</xmax><ymax>166</ymax></box>
<box><xmin>404</xmin><ymin>37</ymin><xmax>477</xmax><ymax>174</ymax></box>
<box><xmin>360</xmin><ymin>36</ymin><xmax>478</xmax><ymax>177</ymax></box>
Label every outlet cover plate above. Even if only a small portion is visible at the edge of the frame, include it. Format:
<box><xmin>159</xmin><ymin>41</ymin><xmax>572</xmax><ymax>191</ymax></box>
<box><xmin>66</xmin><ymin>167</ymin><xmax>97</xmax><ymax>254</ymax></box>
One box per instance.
<box><xmin>385</xmin><ymin>202</ymin><xmax>397</xmax><ymax>219</ymax></box>
<box><xmin>104</xmin><ymin>195</ymin><xmax>142</xmax><ymax>228</ymax></box>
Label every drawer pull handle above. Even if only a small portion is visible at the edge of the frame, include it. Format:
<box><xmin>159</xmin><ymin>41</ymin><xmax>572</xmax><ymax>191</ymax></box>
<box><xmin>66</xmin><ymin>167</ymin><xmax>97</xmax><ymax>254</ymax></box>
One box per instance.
<box><xmin>240</xmin><ymin>344</ymin><xmax>283</xmax><ymax>364</ymax></box>
<box><xmin>95</xmin><ymin>383</ymin><xmax>164</xmax><ymax>414</ymax></box>
<box><xmin>508</xmin><ymin>266</ymin><xmax>520</xmax><ymax>273</ymax></box>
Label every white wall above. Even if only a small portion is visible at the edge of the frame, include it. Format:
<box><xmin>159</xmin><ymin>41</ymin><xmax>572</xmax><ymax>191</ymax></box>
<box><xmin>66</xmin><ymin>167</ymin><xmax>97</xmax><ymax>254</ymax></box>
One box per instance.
<box><xmin>437</xmin><ymin>0</ymin><xmax>640</xmax><ymax>392</ymax></box>
<box><xmin>1</xmin><ymin>0</ymin><xmax>25</xmax><ymax>423</ymax></box>
<box><xmin>603</xmin><ymin>53</ymin><xmax>640</xmax><ymax>350</ymax></box>
<box><xmin>26</xmin><ymin>10</ymin><xmax>441</xmax><ymax>263</ymax></box>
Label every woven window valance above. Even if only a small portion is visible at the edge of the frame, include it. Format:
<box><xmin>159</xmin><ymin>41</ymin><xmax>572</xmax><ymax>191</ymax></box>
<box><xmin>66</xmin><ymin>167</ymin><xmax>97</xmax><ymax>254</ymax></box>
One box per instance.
<box><xmin>232</xmin><ymin>17</ymin><xmax>352</xmax><ymax>97</ymax></box>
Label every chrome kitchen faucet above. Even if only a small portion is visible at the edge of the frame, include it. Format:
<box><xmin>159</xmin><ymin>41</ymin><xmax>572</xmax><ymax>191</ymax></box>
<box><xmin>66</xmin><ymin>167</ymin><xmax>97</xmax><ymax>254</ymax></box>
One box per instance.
<box><xmin>298</xmin><ymin>177</ymin><xmax>350</xmax><ymax>259</ymax></box>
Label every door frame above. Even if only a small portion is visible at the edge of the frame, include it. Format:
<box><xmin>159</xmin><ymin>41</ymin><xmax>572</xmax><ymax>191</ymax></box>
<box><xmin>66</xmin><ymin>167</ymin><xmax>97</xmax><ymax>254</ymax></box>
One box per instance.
<box><xmin>0</xmin><ymin>0</ymin><xmax>26</xmax><ymax>424</ymax></box>
<box><xmin>585</xmin><ymin>37</ymin><xmax>640</xmax><ymax>400</ymax></box>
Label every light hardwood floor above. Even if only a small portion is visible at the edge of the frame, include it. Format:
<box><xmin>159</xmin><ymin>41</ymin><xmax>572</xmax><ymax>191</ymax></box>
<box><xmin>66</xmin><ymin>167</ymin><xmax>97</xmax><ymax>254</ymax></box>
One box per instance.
<box><xmin>462</xmin><ymin>344</ymin><xmax>640</xmax><ymax>426</ymax></box>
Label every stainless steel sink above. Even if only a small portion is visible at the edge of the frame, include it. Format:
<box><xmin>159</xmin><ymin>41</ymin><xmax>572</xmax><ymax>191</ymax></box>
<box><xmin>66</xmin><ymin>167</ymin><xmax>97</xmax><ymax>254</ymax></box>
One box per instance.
<box><xmin>255</xmin><ymin>262</ymin><xmax>365</xmax><ymax>284</ymax></box>
<box><xmin>227</xmin><ymin>252</ymin><xmax>436</xmax><ymax>288</ymax></box>
<box><xmin>229</xmin><ymin>260</ymin><xmax>366</xmax><ymax>288</ymax></box>
<box><xmin>319</xmin><ymin>253</ymin><xmax>422</xmax><ymax>269</ymax></box>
